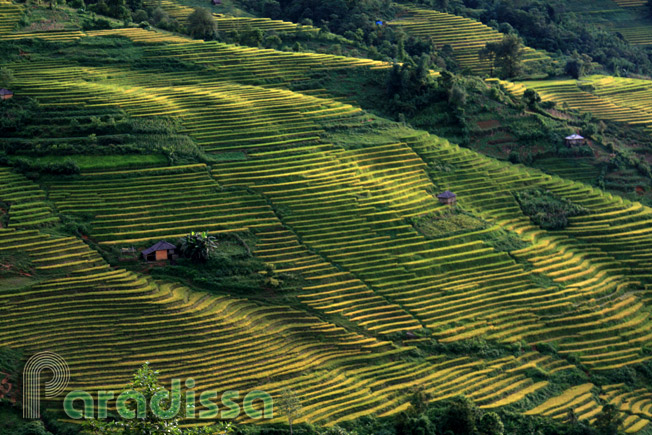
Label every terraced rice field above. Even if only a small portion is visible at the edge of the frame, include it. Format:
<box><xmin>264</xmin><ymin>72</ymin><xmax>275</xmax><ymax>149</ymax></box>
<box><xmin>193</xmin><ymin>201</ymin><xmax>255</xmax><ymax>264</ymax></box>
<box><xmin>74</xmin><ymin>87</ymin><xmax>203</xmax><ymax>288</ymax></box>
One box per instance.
<box><xmin>48</xmin><ymin>165</ymin><xmax>278</xmax><ymax>244</ymax></box>
<box><xmin>405</xmin><ymin>134</ymin><xmax>652</xmax><ymax>371</ymax></box>
<box><xmin>0</xmin><ymin>26</ymin><xmax>194</xmax><ymax>42</ymax></box>
<box><xmin>0</xmin><ymin>168</ymin><xmax>58</xmax><ymax>228</ymax></box>
<box><xmin>4</xmin><ymin>22</ymin><xmax>652</xmax><ymax>430</ymax></box>
<box><xmin>501</xmin><ymin>75</ymin><xmax>652</xmax><ymax>130</ymax></box>
<box><xmin>0</xmin><ymin>228</ymin><xmax>107</xmax><ymax>275</ymax></box>
<box><xmin>532</xmin><ymin>157</ymin><xmax>601</xmax><ymax>185</ymax></box>
<box><xmin>558</xmin><ymin>0</ymin><xmax>652</xmax><ymax>46</ymax></box>
<box><xmin>613</xmin><ymin>23</ymin><xmax>652</xmax><ymax>45</ymax></box>
<box><xmin>601</xmin><ymin>384</ymin><xmax>652</xmax><ymax>432</ymax></box>
<box><xmin>612</xmin><ymin>0</ymin><xmax>646</xmax><ymax>7</ymax></box>
<box><xmin>143</xmin><ymin>0</ymin><xmax>317</xmax><ymax>34</ymax></box>
<box><xmin>386</xmin><ymin>7</ymin><xmax>550</xmax><ymax>73</ymax></box>
<box><xmin>0</xmin><ymin>0</ymin><xmax>21</xmax><ymax>34</ymax></box>
<box><xmin>526</xmin><ymin>383</ymin><xmax>652</xmax><ymax>433</ymax></box>
<box><xmin>0</xmin><ymin>227</ymin><xmax>552</xmax><ymax>425</ymax></box>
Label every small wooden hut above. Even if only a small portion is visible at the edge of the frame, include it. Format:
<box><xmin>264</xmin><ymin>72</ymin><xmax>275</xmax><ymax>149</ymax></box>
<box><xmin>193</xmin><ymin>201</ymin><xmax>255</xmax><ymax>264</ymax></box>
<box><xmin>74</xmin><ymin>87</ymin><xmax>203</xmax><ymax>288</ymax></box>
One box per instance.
<box><xmin>437</xmin><ymin>190</ymin><xmax>457</xmax><ymax>205</ymax></box>
<box><xmin>141</xmin><ymin>241</ymin><xmax>177</xmax><ymax>262</ymax></box>
<box><xmin>565</xmin><ymin>134</ymin><xmax>585</xmax><ymax>147</ymax></box>
<box><xmin>0</xmin><ymin>89</ymin><xmax>13</xmax><ymax>100</ymax></box>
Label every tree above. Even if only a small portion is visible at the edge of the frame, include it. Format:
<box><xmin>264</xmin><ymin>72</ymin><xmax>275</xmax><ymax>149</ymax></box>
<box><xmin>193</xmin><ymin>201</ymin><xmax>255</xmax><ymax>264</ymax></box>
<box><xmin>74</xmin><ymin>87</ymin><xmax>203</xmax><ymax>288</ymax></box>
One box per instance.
<box><xmin>132</xmin><ymin>9</ymin><xmax>148</xmax><ymax>23</ymax></box>
<box><xmin>479</xmin><ymin>34</ymin><xmax>525</xmax><ymax>78</ymax></box>
<box><xmin>395</xmin><ymin>413</ymin><xmax>435</xmax><ymax>435</ymax></box>
<box><xmin>263</xmin><ymin>263</ymin><xmax>281</xmax><ymax>288</ymax></box>
<box><xmin>478</xmin><ymin>412</ymin><xmax>504</xmax><ymax>435</ymax></box>
<box><xmin>277</xmin><ymin>388</ymin><xmax>302</xmax><ymax>435</ymax></box>
<box><xmin>407</xmin><ymin>386</ymin><xmax>432</xmax><ymax>415</ymax></box>
<box><xmin>594</xmin><ymin>404</ymin><xmax>624</xmax><ymax>435</ymax></box>
<box><xmin>187</xmin><ymin>8</ymin><xmax>217</xmax><ymax>40</ymax></box>
<box><xmin>443</xmin><ymin>396</ymin><xmax>478</xmax><ymax>435</ymax></box>
<box><xmin>178</xmin><ymin>231</ymin><xmax>219</xmax><ymax>262</ymax></box>
<box><xmin>107</xmin><ymin>0</ymin><xmax>130</xmax><ymax>21</ymax></box>
<box><xmin>151</xmin><ymin>7</ymin><xmax>169</xmax><ymax>25</ymax></box>
<box><xmin>523</xmin><ymin>89</ymin><xmax>541</xmax><ymax>109</ymax></box>
<box><xmin>449</xmin><ymin>85</ymin><xmax>467</xmax><ymax>107</ymax></box>
<box><xmin>319</xmin><ymin>427</ymin><xmax>356</xmax><ymax>435</ymax></box>
<box><xmin>85</xmin><ymin>362</ymin><xmax>232</xmax><ymax>435</ymax></box>
<box><xmin>437</xmin><ymin>70</ymin><xmax>455</xmax><ymax>92</ymax></box>
<box><xmin>567</xmin><ymin>408</ymin><xmax>579</xmax><ymax>425</ymax></box>
<box><xmin>0</xmin><ymin>67</ymin><xmax>14</xmax><ymax>89</ymax></box>
<box><xmin>565</xmin><ymin>52</ymin><xmax>595</xmax><ymax>79</ymax></box>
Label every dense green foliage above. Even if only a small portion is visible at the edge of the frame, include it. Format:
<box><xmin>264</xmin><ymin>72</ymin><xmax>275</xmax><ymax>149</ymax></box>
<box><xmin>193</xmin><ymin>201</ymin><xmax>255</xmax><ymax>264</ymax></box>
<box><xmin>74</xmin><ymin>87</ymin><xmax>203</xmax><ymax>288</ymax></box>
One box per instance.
<box><xmin>187</xmin><ymin>8</ymin><xmax>216</xmax><ymax>40</ymax></box>
<box><xmin>515</xmin><ymin>189</ymin><xmax>588</xmax><ymax>230</ymax></box>
<box><xmin>405</xmin><ymin>0</ymin><xmax>652</xmax><ymax>76</ymax></box>
<box><xmin>178</xmin><ymin>231</ymin><xmax>220</xmax><ymax>262</ymax></box>
<box><xmin>478</xmin><ymin>34</ymin><xmax>525</xmax><ymax>78</ymax></box>
<box><xmin>85</xmin><ymin>363</ymin><xmax>232</xmax><ymax>435</ymax></box>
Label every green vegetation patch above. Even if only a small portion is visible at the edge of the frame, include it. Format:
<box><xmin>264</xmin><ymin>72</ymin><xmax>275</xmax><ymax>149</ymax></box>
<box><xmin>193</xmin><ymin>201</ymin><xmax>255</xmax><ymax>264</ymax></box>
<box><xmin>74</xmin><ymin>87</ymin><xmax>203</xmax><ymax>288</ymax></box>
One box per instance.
<box><xmin>411</xmin><ymin>209</ymin><xmax>486</xmax><ymax>238</ymax></box>
<box><xmin>20</xmin><ymin>154</ymin><xmax>168</xmax><ymax>171</ymax></box>
<box><xmin>515</xmin><ymin>189</ymin><xmax>589</xmax><ymax>230</ymax></box>
<box><xmin>0</xmin><ymin>250</ymin><xmax>32</xmax><ymax>281</ymax></box>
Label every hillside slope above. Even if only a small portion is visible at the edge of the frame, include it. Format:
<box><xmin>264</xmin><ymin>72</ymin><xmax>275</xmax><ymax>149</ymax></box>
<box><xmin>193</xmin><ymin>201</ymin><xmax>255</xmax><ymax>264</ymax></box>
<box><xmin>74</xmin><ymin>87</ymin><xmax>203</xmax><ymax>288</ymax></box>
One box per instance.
<box><xmin>3</xmin><ymin>1</ymin><xmax>652</xmax><ymax>434</ymax></box>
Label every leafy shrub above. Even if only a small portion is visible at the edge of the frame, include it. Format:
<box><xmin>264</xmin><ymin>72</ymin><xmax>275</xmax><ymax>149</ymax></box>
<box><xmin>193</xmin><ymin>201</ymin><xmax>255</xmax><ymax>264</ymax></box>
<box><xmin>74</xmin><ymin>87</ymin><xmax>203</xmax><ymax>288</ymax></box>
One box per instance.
<box><xmin>514</xmin><ymin>189</ymin><xmax>588</xmax><ymax>230</ymax></box>
<box><xmin>178</xmin><ymin>231</ymin><xmax>218</xmax><ymax>262</ymax></box>
<box><xmin>187</xmin><ymin>8</ymin><xmax>217</xmax><ymax>40</ymax></box>
<box><xmin>6</xmin><ymin>156</ymin><xmax>80</xmax><ymax>177</ymax></box>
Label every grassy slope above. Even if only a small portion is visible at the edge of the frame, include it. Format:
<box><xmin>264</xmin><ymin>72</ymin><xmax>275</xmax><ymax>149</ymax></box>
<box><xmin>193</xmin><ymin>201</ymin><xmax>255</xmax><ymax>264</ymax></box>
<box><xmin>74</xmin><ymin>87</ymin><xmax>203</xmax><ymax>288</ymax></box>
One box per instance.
<box><xmin>3</xmin><ymin>2</ymin><xmax>652</xmax><ymax>433</ymax></box>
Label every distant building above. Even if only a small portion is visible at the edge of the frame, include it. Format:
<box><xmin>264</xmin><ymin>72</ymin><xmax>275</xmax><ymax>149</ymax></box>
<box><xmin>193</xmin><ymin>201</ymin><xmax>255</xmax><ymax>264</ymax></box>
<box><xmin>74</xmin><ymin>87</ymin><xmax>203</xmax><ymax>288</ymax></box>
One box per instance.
<box><xmin>0</xmin><ymin>89</ymin><xmax>13</xmax><ymax>100</ymax></box>
<box><xmin>141</xmin><ymin>241</ymin><xmax>177</xmax><ymax>261</ymax></box>
<box><xmin>565</xmin><ymin>134</ymin><xmax>585</xmax><ymax>147</ymax></box>
<box><xmin>437</xmin><ymin>190</ymin><xmax>457</xmax><ymax>205</ymax></box>
<box><xmin>211</xmin><ymin>0</ymin><xmax>221</xmax><ymax>5</ymax></box>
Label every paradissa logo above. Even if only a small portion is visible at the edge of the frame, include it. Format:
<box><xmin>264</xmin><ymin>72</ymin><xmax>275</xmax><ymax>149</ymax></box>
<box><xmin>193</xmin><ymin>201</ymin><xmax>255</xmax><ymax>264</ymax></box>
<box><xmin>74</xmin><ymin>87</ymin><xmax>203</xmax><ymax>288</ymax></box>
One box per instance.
<box><xmin>23</xmin><ymin>352</ymin><xmax>273</xmax><ymax>421</ymax></box>
<box><xmin>64</xmin><ymin>378</ymin><xmax>274</xmax><ymax>420</ymax></box>
<box><xmin>23</xmin><ymin>351</ymin><xmax>70</xmax><ymax>419</ymax></box>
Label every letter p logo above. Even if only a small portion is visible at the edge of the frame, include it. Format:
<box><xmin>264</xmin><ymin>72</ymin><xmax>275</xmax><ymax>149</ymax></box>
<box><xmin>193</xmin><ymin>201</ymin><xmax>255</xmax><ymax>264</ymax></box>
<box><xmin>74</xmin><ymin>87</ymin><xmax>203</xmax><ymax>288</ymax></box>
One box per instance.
<box><xmin>23</xmin><ymin>351</ymin><xmax>70</xmax><ymax>419</ymax></box>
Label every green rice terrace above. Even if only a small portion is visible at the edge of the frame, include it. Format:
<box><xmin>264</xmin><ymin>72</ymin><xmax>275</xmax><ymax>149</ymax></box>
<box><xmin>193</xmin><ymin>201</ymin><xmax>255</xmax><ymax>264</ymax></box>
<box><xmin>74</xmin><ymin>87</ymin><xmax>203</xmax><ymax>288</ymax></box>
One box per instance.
<box><xmin>4</xmin><ymin>0</ymin><xmax>652</xmax><ymax>434</ymax></box>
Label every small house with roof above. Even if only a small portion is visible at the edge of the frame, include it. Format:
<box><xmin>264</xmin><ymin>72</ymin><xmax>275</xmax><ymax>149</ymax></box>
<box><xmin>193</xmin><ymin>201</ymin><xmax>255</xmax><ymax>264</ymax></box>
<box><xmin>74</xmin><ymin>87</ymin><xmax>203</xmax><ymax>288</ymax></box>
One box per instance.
<box><xmin>141</xmin><ymin>241</ymin><xmax>177</xmax><ymax>262</ymax></box>
<box><xmin>437</xmin><ymin>190</ymin><xmax>456</xmax><ymax>206</ymax></box>
<box><xmin>565</xmin><ymin>134</ymin><xmax>585</xmax><ymax>147</ymax></box>
<box><xmin>0</xmin><ymin>89</ymin><xmax>13</xmax><ymax>101</ymax></box>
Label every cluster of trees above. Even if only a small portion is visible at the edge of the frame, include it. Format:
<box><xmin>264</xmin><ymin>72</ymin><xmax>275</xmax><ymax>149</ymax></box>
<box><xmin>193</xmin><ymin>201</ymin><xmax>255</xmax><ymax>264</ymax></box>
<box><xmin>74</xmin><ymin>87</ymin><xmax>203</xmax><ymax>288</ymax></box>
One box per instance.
<box><xmin>479</xmin><ymin>34</ymin><xmax>524</xmax><ymax>78</ymax></box>
<box><xmin>177</xmin><ymin>231</ymin><xmax>219</xmax><ymax>262</ymax></box>
<box><xmin>385</xmin><ymin>54</ymin><xmax>438</xmax><ymax>115</ymax></box>
<box><xmin>85</xmin><ymin>362</ymin><xmax>232</xmax><ymax>435</ymax></box>
<box><xmin>238</xmin><ymin>0</ymin><xmax>394</xmax><ymax>36</ymax></box>
<box><xmin>460</xmin><ymin>0</ymin><xmax>652</xmax><ymax>76</ymax></box>
<box><xmin>64</xmin><ymin>0</ymin><xmax>183</xmax><ymax>31</ymax></box>
<box><xmin>515</xmin><ymin>189</ymin><xmax>589</xmax><ymax>230</ymax></box>
<box><xmin>236</xmin><ymin>0</ymin><xmax>464</xmax><ymax>69</ymax></box>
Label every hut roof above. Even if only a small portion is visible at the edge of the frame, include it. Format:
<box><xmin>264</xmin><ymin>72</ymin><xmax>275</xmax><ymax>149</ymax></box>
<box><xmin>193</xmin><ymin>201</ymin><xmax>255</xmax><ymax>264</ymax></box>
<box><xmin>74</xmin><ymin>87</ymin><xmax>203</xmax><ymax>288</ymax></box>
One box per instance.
<box><xmin>142</xmin><ymin>241</ymin><xmax>176</xmax><ymax>256</ymax></box>
<box><xmin>437</xmin><ymin>190</ymin><xmax>456</xmax><ymax>199</ymax></box>
<box><xmin>0</xmin><ymin>89</ymin><xmax>13</xmax><ymax>96</ymax></box>
<box><xmin>565</xmin><ymin>134</ymin><xmax>584</xmax><ymax>140</ymax></box>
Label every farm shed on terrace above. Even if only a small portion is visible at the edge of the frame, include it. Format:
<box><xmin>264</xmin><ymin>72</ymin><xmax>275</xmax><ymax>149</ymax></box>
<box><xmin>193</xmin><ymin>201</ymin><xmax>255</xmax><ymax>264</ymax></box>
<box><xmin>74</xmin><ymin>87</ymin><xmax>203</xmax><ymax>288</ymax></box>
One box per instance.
<box><xmin>437</xmin><ymin>190</ymin><xmax>457</xmax><ymax>205</ymax></box>
<box><xmin>565</xmin><ymin>134</ymin><xmax>585</xmax><ymax>147</ymax></box>
<box><xmin>0</xmin><ymin>89</ymin><xmax>13</xmax><ymax>100</ymax></box>
<box><xmin>142</xmin><ymin>241</ymin><xmax>177</xmax><ymax>261</ymax></box>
